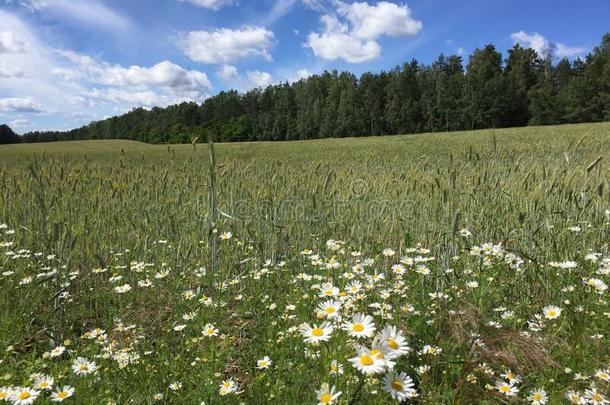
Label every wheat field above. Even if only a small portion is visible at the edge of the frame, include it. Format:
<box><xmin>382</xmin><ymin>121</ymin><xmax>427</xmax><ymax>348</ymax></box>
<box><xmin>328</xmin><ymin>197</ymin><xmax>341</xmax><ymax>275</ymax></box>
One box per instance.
<box><xmin>0</xmin><ymin>122</ymin><xmax>609</xmax><ymax>404</ymax></box>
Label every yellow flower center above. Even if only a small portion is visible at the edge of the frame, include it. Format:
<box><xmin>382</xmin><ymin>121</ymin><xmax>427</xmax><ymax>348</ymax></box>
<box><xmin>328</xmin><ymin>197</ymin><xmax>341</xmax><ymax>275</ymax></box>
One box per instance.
<box><xmin>532</xmin><ymin>393</ymin><xmax>542</xmax><ymax>400</ymax></box>
<box><xmin>324</xmin><ymin>290</ymin><xmax>333</xmax><ymax>295</ymax></box>
<box><xmin>39</xmin><ymin>382</ymin><xmax>49</xmax><ymax>388</ymax></box>
<box><xmin>352</xmin><ymin>323</ymin><xmax>364</xmax><ymax>332</ymax></box>
<box><xmin>80</xmin><ymin>364</ymin><xmax>89</xmax><ymax>371</ymax></box>
<box><xmin>58</xmin><ymin>391</ymin><xmax>69</xmax><ymax>399</ymax></box>
<box><xmin>387</xmin><ymin>337</ymin><xmax>399</xmax><ymax>350</ymax></box>
<box><xmin>593</xmin><ymin>394</ymin><xmax>603</xmax><ymax>401</ymax></box>
<box><xmin>207</xmin><ymin>329</ymin><xmax>214</xmax><ymax>334</ymax></box>
<box><xmin>19</xmin><ymin>392</ymin><xmax>31</xmax><ymax>400</ymax></box>
<box><xmin>359</xmin><ymin>355</ymin><xmax>374</xmax><ymax>366</ymax></box>
<box><xmin>601</xmin><ymin>373</ymin><xmax>608</xmax><ymax>379</ymax></box>
<box><xmin>320</xmin><ymin>393</ymin><xmax>332</xmax><ymax>403</ymax></box>
<box><xmin>0</xmin><ymin>393</ymin><xmax>6</xmax><ymax>400</ymax></box>
<box><xmin>324</xmin><ymin>307</ymin><xmax>336</xmax><ymax>314</ymax></box>
<box><xmin>547</xmin><ymin>310</ymin><xmax>556</xmax><ymax>317</ymax></box>
<box><xmin>499</xmin><ymin>385</ymin><xmax>510</xmax><ymax>393</ymax></box>
<box><xmin>370</xmin><ymin>349</ymin><xmax>383</xmax><ymax>358</ymax></box>
<box><xmin>391</xmin><ymin>379</ymin><xmax>404</xmax><ymax>391</ymax></box>
<box><xmin>311</xmin><ymin>328</ymin><xmax>324</xmax><ymax>337</ymax></box>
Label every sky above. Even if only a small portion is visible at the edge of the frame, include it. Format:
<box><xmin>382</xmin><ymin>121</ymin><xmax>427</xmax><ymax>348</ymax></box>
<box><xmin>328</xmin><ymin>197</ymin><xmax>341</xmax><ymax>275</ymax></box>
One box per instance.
<box><xmin>0</xmin><ymin>0</ymin><xmax>609</xmax><ymax>133</ymax></box>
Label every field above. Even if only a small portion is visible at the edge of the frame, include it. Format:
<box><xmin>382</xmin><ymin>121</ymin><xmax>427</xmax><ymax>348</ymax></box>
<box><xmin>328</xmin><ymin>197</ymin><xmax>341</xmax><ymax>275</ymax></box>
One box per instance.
<box><xmin>0</xmin><ymin>122</ymin><xmax>609</xmax><ymax>404</ymax></box>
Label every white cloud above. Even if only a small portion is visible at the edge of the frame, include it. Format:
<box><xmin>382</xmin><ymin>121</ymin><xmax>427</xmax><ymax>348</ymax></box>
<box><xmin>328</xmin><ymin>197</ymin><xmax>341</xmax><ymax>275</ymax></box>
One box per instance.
<box><xmin>288</xmin><ymin>68</ymin><xmax>314</xmax><ymax>82</ymax></box>
<box><xmin>305</xmin><ymin>1</ymin><xmax>422</xmax><ymax>63</ymax></box>
<box><xmin>57</xmin><ymin>51</ymin><xmax>212</xmax><ymax>104</ymax></box>
<box><xmin>0</xmin><ymin>10</ymin><xmax>213</xmax><ymax>131</ymax></box>
<box><xmin>306</xmin><ymin>15</ymin><xmax>380</xmax><ymax>63</ymax></box>
<box><xmin>0</xmin><ymin>61</ymin><xmax>24</xmax><ymax>78</ymax></box>
<box><xmin>511</xmin><ymin>31</ymin><xmax>585</xmax><ymax>58</ymax></box>
<box><xmin>0</xmin><ymin>97</ymin><xmax>45</xmax><ymax>113</ymax></box>
<box><xmin>217</xmin><ymin>64</ymin><xmax>238</xmax><ymax>80</ymax></box>
<box><xmin>337</xmin><ymin>1</ymin><xmax>422</xmax><ymax>40</ymax></box>
<box><xmin>10</xmin><ymin>118</ymin><xmax>30</xmax><ymax>127</ymax></box>
<box><xmin>180</xmin><ymin>26</ymin><xmax>276</xmax><ymax>64</ymax></box>
<box><xmin>247</xmin><ymin>70</ymin><xmax>273</xmax><ymax>87</ymax></box>
<box><xmin>16</xmin><ymin>0</ymin><xmax>132</xmax><ymax>32</ymax></box>
<box><xmin>0</xmin><ymin>31</ymin><xmax>28</xmax><ymax>53</ymax></box>
<box><xmin>176</xmin><ymin>0</ymin><xmax>236</xmax><ymax>10</ymax></box>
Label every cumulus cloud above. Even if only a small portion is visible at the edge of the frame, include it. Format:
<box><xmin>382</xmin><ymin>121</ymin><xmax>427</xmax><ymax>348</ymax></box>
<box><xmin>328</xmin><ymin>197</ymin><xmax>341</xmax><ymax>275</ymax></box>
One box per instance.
<box><xmin>180</xmin><ymin>26</ymin><xmax>276</xmax><ymax>64</ymax></box>
<box><xmin>0</xmin><ymin>61</ymin><xmax>24</xmax><ymax>78</ymax></box>
<box><xmin>176</xmin><ymin>0</ymin><xmax>236</xmax><ymax>10</ymax></box>
<box><xmin>16</xmin><ymin>0</ymin><xmax>132</xmax><ymax>32</ymax></box>
<box><xmin>0</xmin><ymin>9</ymin><xmax>213</xmax><ymax>131</ymax></box>
<box><xmin>337</xmin><ymin>1</ymin><xmax>422</xmax><ymax>40</ymax></box>
<box><xmin>305</xmin><ymin>1</ymin><xmax>422</xmax><ymax>63</ymax></box>
<box><xmin>57</xmin><ymin>51</ymin><xmax>212</xmax><ymax>104</ymax></box>
<box><xmin>217</xmin><ymin>65</ymin><xmax>239</xmax><ymax>80</ymax></box>
<box><xmin>0</xmin><ymin>31</ymin><xmax>28</xmax><ymax>53</ymax></box>
<box><xmin>288</xmin><ymin>68</ymin><xmax>314</xmax><ymax>82</ymax></box>
<box><xmin>0</xmin><ymin>97</ymin><xmax>45</xmax><ymax>113</ymax></box>
<box><xmin>247</xmin><ymin>70</ymin><xmax>273</xmax><ymax>87</ymax></box>
<box><xmin>511</xmin><ymin>31</ymin><xmax>585</xmax><ymax>58</ymax></box>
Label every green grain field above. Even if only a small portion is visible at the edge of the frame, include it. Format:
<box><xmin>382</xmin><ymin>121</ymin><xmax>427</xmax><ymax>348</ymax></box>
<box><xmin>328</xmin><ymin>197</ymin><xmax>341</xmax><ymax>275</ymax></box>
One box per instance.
<box><xmin>0</xmin><ymin>122</ymin><xmax>609</xmax><ymax>404</ymax></box>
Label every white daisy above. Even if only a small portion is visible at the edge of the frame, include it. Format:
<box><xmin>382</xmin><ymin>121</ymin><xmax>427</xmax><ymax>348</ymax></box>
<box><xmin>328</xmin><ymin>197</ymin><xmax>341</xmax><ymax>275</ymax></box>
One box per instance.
<box><xmin>341</xmin><ymin>313</ymin><xmax>376</xmax><ymax>338</ymax></box>
<box><xmin>382</xmin><ymin>371</ymin><xmax>418</xmax><ymax>401</ymax></box>
<box><xmin>299</xmin><ymin>322</ymin><xmax>333</xmax><ymax>344</ymax></box>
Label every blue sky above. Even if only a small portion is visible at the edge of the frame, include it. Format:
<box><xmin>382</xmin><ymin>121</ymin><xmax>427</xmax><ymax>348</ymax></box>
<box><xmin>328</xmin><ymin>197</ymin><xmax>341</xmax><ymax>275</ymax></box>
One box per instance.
<box><xmin>0</xmin><ymin>0</ymin><xmax>608</xmax><ymax>133</ymax></box>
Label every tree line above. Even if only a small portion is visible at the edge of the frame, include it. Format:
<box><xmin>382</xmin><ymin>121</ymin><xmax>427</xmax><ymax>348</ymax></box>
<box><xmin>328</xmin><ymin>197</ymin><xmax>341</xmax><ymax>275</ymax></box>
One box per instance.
<box><xmin>6</xmin><ymin>33</ymin><xmax>610</xmax><ymax>145</ymax></box>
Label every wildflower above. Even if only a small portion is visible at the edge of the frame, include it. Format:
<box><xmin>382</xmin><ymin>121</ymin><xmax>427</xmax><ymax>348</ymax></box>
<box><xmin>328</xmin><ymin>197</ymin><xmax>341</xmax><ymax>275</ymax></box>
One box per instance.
<box><xmin>169</xmin><ymin>382</ymin><xmax>182</xmax><ymax>391</ymax></box>
<box><xmin>528</xmin><ymin>388</ymin><xmax>548</xmax><ymax>404</ymax></box>
<box><xmin>376</xmin><ymin>325</ymin><xmax>410</xmax><ymax>358</ymax></box>
<box><xmin>173</xmin><ymin>324</ymin><xmax>186</xmax><ymax>332</ymax></box>
<box><xmin>595</xmin><ymin>369</ymin><xmax>610</xmax><ymax>381</ymax></box>
<box><xmin>49</xmin><ymin>346</ymin><xmax>66</xmax><ymax>358</ymax></box>
<box><xmin>341</xmin><ymin>313</ymin><xmax>376</xmax><ymax>338</ymax></box>
<box><xmin>495</xmin><ymin>380</ymin><xmax>519</xmax><ymax>396</ymax></box>
<box><xmin>315</xmin><ymin>383</ymin><xmax>341</xmax><ymax>405</ymax></box>
<box><xmin>33</xmin><ymin>375</ymin><xmax>54</xmax><ymax>391</ymax></box>
<box><xmin>219</xmin><ymin>232</ymin><xmax>232</xmax><ymax>240</ymax></box>
<box><xmin>500</xmin><ymin>370</ymin><xmax>521</xmax><ymax>384</ymax></box>
<box><xmin>382</xmin><ymin>248</ymin><xmax>395</xmax><ymax>257</ymax></box>
<box><xmin>51</xmin><ymin>386</ymin><xmax>75</xmax><ymax>402</ymax></box>
<box><xmin>9</xmin><ymin>387</ymin><xmax>39</xmax><ymax>405</ymax></box>
<box><xmin>329</xmin><ymin>360</ymin><xmax>344</xmax><ymax>375</ymax></box>
<box><xmin>382</xmin><ymin>371</ymin><xmax>417</xmax><ymax>401</ymax></box>
<box><xmin>585</xmin><ymin>388</ymin><xmax>609</xmax><ymax>405</ymax></box>
<box><xmin>566</xmin><ymin>390</ymin><xmax>586</xmax><ymax>404</ymax></box>
<box><xmin>72</xmin><ymin>357</ymin><xmax>97</xmax><ymax>375</ymax></box>
<box><xmin>317</xmin><ymin>300</ymin><xmax>342</xmax><ymax>319</ymax></box>
<box><xmin>318</xmin><ymin>283</ymin><xmax>339</xmax><ymax>298</ymax></box>
<box><xmin>202</xmin><ymin>324</ymin><xmax>219</xmax><ymax>337</ymax></box>
<box><xmin>349</xmin><ymin>346</ymin><xmax>386</xmax><ymax>375</ymax></box>
<box><xmin>542</xmin><ymin>305</ymin><xmax>561</xmax><ymax>320</ymax></box>
<box><xmin>114</xmin><ymin>284</ymin><xmax>132</xmax><ymax>294</ymax></box>
<box><xmin>299</xmin><ymin>322</ymin><xmax>333</xmax><ymax>344</ymax></box>
<box><xmin>0</xmin><ymin>387</ymin><xmax>11</xmax><ymax>401</ymax></box>
<box><xmin>219</xmin><ymin>379</ymin><xmax>236</xmax><ymax>396</ymax></box>
<box><xmin>257</xmin><ymin>356</ymin><xmax>272</xmax><ymax>369</ymax></box>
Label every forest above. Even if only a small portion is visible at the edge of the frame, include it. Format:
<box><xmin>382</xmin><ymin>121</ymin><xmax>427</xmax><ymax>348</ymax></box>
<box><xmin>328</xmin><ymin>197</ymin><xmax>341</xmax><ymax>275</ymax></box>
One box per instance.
<box><xmin>5</xmin><ymin>33</ymin><xmax>610</xmax><ymax>144</ymax></box>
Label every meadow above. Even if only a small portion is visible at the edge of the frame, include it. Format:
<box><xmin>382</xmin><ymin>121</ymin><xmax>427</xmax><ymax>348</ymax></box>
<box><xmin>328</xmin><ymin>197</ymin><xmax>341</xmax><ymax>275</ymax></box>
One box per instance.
<box><xmin>0</xmin><ymin>122</ymin><xmax>609</xmax><ymax>404</ymax></box>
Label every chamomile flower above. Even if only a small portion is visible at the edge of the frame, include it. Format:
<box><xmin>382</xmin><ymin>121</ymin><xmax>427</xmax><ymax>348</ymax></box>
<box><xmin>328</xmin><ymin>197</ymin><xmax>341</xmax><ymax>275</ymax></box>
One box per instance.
<box><xmin>51</xmin><ymin>386</ymin><xmax>75</xmax><ymax>402</ymax></box>
<box><xmin>349</xmin><ymin>346</ymin><xmax>386</xmax><ymax>375</ymax></box>
<box><xmin>202</xmin><ymin>324</ymin><xmax>219</xmax><ymax>337</ymax></box>
<box><xmin>595</xmin><ymin>369</ymin><xmax>610</xmax><ymax>381</ymax></box>
<box><xmin>299</xmin><ymin>322</ymin><xmax>333</xmax><ymax>344</ymax></box>
<box><xmin>0</xmin><ymin>387</ymin><xmax>11</xmax><ymax>401</ymax></box>
<box><xmin>382</xmin><ymin>371</ymin><xmax>417</xmax><ymax>401</ymax></box>
<box><xmin>317</xmin><ymin>300</ymin><xmax>342</xmax><ymax>319</ymax></box>
<box><xmin>329</xmin><ymin>360</ymin><xmax>344</xmax><ymax>375</ymax></box>
<box><xmin>219</xmin><ymin>231</ymin><xmax>232</xmax><ymax>240</ymax></box>
<box><xmin>257</xmin><ymin>356</ymin><xmax>272</xmax><ymax>369</ymax></box>
<box><xmin>375</xmin><ymin>325</ymin><xmax>410</xmax><ymax>358</ymax></box>
<box><xmin>585</xmin><ymin>388</ymin><xmax>609</xmax><ymax>405</ymax></box>
<box><xmin>72</xmin><ymin>357</ymin><xmax>97</xmax><ymax>376</ymax></box>
<box><xmin>49</xmin><ymin>346</ymin><xmax>66</xmax><ymax>358</ymax></box>
<box><xmin>219</xmin><ymin>379</ymin><xmax>236</xmax><ymax>396</ymax></box>
<box><xmin>315</xmin><ymin>383</ymin><xmax>341</xmax><ymax>405</ymax></box>
<box><xmin>528</xmin><ymin>388</ymin><xmax>548</xmax><ymax>404</ymax></box>
<box><xmin>33</xmin><ymin>375</ymin><xmax>54</xmax><ymax>391</ymax></box>
<box><xmin>342</xmin><ymin>313</ymin><xmax>376</xmax><ymax>338</ymax></box>
<box><xmin>542</xmin><ymin>305</ymin><xmax>562</xmax><ymax>320</ymax></box>
<box><xmin>9</xmin><ymin>387</ymin><xmax>39</xmax><ymax>405</ymax></box>
<box><xmin>319</xmin><ymin>283</ymin><xmax>340</xmax><ymax>298</ymax></box>
<box><xmin>114</xmin><ymin>283</ymin><xmax>132</xmax><ymax>294</ymax></box>
<box><xmin>495</xmin><ymin>380</ymin><xmax>519</xmax><ymax>396</ymax></box>
<box><xmin>566</xmin><ymin>390</ymin><xmax>586</xmax><ymax>404</ymax></box>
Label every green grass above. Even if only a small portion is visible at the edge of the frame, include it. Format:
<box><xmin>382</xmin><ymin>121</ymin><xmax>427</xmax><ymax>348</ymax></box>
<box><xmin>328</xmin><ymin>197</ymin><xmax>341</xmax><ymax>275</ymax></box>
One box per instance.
<box><xmin>0</xmin><ymin>122</ymin><xmax>609</xmax><ymax>404</ymax></box>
